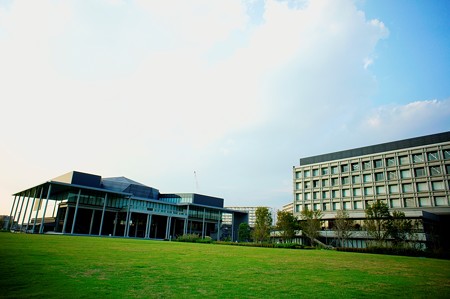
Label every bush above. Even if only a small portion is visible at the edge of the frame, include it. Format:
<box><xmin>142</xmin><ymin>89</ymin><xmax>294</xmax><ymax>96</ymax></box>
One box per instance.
<box><xmin>335</xmin><ymin>246</ymin><xmax>449</xmax><ymax>259</ymax></box>
<box><xmin>175</xmin><ymin>234</ymin><xmax>213</xmax><ymax>244</ymax></box>
<box><xmin>214</xmin><ymin>241</ymin><xmax>309</xmax><ymax>250</ymax></box>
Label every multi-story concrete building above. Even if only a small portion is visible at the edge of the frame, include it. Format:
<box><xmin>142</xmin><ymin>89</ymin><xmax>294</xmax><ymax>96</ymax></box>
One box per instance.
<box><xmin>293</xmin><ymin>131</ymin><xmax>450</xmax><ymax>248</ymax></box>
<box><xmin>222</xmin><ymin>206</ymin><xmax>274</xmax><ymax>227</ymax></box>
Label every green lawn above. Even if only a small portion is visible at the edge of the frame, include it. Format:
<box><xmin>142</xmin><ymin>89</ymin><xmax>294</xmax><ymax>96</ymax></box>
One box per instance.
<box><xmin>0</xmin><ymin>233</ymin><xmax>449</xmax><ymax>298</ymax></box>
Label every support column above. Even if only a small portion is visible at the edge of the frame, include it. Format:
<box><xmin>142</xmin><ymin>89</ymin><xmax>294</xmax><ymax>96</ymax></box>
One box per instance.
<box><xmin>165</xmin><ymin>216</ymin><xmax>172</xmax><ymax>239</ymax></box>
<box><xmin>21</xmin><ymin>191</ymin><xmax>33</xmax><ymax>230</ymax></box>
<box><xmin>7</xmin><ymin>195</ymin><xmax>18</xmax><ymax>230</ymax></box>
<box><xmin>217</xmin><ymin>212</ymin><xmax>221</xmax><ymax>241</ymax></box>
<box><xmin>145</xmin><ymin>214</ymin><xmax>150</xmax><ymax>239</ymax></box>
<box><xmin>113</xmin><ymin>212</ymin><xmax>118</xmax><ymax>236</ymax></box>
<box><xmin>12</xmin><ymin>194</ymin><xmax>23</xmax><ymax>229</ymax></box>
<box><xmin>202</xmin><ymin>208</ymin><xmax>206</xmax><ymax>238</ymax></box>
<box><xmin>89</xmin><ymin>209</ymin><xmax>95</xmax><ymax>235</ymax></box>
<box><xmin>54</xmin><ymin>202</ymin><xmax>61</xmax><ymax>232</ymax></box>
<box><xmin>231</xmin><ymin>213</ymin><xmax>235</xmax><ymax>242</ymax></box>
<box><xmin>124</xmin><ymin>197</ymin><xmax>131</xmax><ymax>237</ymax></box>
<box><xmin>99</xmin><ymin>193</ymin><xmax>108</xmax><ymax>236</ymax></box>
<box><xmin>39</xmin><ymin>185</ymin><xmax>52</xmax><ymax>234</ymax></box>
<box><xmin>62</xmin><ymin>206</ymin><xmax>70</xmax><ymax>234</ymax></box>
<box><xmin>32</xmin><ymin>188</ymin><xmax>44</xmax><ymax>234</ymax></box>
<box><xmin>15</xmin><ymin>193</ymin><xmax>26</xmax><ymax>230</ymax></box>
<box><xmin>134</xmin><ymin>216</ymin><xmax>139</xmax><ymax>238</ymax></box>
<box><xmin>70</xmin><ymin>189</ymin><xmax>81</xmax><ymax>235</ymax></box>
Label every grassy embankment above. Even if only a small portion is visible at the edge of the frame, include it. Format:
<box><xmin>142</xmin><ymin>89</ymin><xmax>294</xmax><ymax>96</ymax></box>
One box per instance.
<box><xmin>0</xmin><ymin>233</ymin><xmax>449</xmax><ymax>298</ymax></box>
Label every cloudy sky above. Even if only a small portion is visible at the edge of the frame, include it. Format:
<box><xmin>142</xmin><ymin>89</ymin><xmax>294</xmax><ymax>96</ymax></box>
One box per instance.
<box><xmin>0</xmin><ymin>0</ymin><xmax>449</xmax><ymax>214</ymax></box>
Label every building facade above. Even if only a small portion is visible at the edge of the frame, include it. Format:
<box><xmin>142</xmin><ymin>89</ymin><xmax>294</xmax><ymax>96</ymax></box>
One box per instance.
<box><xmin>7</xmin><ymin>171</ymin><xmax>247</xmax><ymax>241</ymax></box>
<box><xmin>293</xmin><ymin>132</ymin><xmax>450</xmax><ymax>248</ymax></box>
<box><xmin>222</xmin><ymin>206</ymin><xmax>274</xmax><ymax>228</ymax></box>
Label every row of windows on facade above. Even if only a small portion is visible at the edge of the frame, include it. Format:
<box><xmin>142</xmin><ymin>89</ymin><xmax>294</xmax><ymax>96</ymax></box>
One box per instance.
<box><xmin>295</xmin><ymin>150</ymin><xmax>450</xmax><ymax>179</ymax></box>
<box><xmin>296</xmin><ymin>181</ymin><xmax>448</xmax><ymax>200</ymax></box>
<box><xmin>296</xmin><ymin>196</ymin><xmax>449</xmax><ymax>212</ymax></box>
<box><xmin>295</xmin><ymin>165</ymin><xmax>450</xmax><ymax>189</ymax></box>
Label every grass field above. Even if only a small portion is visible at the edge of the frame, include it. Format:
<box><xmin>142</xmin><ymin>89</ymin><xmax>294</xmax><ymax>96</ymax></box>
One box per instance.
<box><xmin>0</xmin><ymin>233</ymin><xmax>449</xmax><ymax>298</ymax></box>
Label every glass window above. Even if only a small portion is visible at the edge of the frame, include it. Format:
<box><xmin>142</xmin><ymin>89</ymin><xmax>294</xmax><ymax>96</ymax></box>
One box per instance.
<box><xmin>312</xmin><ymin>169</ymin><xmax>319</xmax><ymax>177</ymax></box>
<box><xmin>363</xmin><ymin>174</ymin><xmax>372</xmax><ymax>183</ymax></box>
<box><xmin>353</xmin><ymin>201</ymin><xmax>362</xmax><ymax>209</ymax></box>
<box><xmin>341</xmin><ymin>164</ymin><xmax>349</xmax><ymax>173</ymax></box>
<box><xmin>353</xmin><ymin>188</ymin><xmax>361</xmax><ymax>196</ymax></box>
<box><xmin>400</xmin><ymin>169</ymin><xmax>411</xmax><ymax>179</ymax></box>
<box><xmin>432</xmin><ymin>181</ymin><xmax>445</xmax><ymax>191</ymax></box>
<box><xmin>341</xmin><ymin>176</ymin><xmax>349</xmax><ymax>185</ymax></box>
<box><xmin>351</xmin><ymin>163</ymin><xmax>360</xmax><ymax>172</ymax></box>
<box><xmin>313</xmin><ymin>203</ymin><xmax>320</xmax><ymax>211</ymax></box>
<box><xmin>304</xmin><ymin>181</ymin><xmax>311</xmax><ymax>188</ymax></box>
<box><xmin>313</xmin><ymin>192</ymin><xmax>319</xmax><ymax>199</ymax></box>
<box><xmin>332</xmin><ymin>190</ymin><xmax>339</xmax><ymax>198</ymax></box>
<box><xmin>305</xmin><ymin>204</ymin><xmax>310</xmax><ymax>211</ymax></box>
<box><xmin>390</xmin><ymin>199</ymin><xmax>400</xmax><ymax>208</ymax></box>
<box><xmin>445</xmin><ymin>150</ymin><xmax>450</xmax><ymax>160</ymax></box>
<box><xmin>427</xmin><ymin>152</ymin><xmax>439</xmax><ymax>161</ymax></box>
<box><xmin>313</xmin><ymin>180</ymin><xmax>320</xmax><ymax>188</ymax></box>
<box><xmin>304</xmin><ymin>170</ymin><xmax>310</xmax><ymax>178</ymax></box>
<box><xmin>323</xmin><ymin>203</ymin><xmax>330</xmax><ymax>211</ymax></box>
<box><xmin>413</xmin><ymin>154</ymin><xmax>424</xmax><ymax>163</ymax></box>
<box><xmin>332</xmin><ymin>202</ymin><xmax>341</xmax><ymax>210</ymax></box>
<box><xmin>304</xmin><ymin>192</ymin><xmax>310</xmax><ymax>200</ymax></box>
<box><xmin>322</xmin><ymin>179</ymin><xmax>329</xmax><ymax>187</ymax></box>
<box><xmin>321</xmin><ymin>167</ymin><xmax>329</xmax><ymax>175</ymax></box>
<box><xmin>376</xmin><ymin>186</ymin><xmax>385</xmax><ymax>194</ymax></box>
<box><xmin>446</xmin><ymin>164</ymin><xmax>450</xmax><ymax>175</ymax></box>
<box><xmin>352</xmin><ymin>175</ymin><xmax>361</xmax><ymax>184</ymax></box>
<box><xmin>402</xmin><ymin>183</ymin><xmax>413</xmax><ymax>193</ymax></box>
<box><xmin>331</xmin><ymin>166</ymin><xmax>339</xmax><ymax>174</ymax></box>
<box><xmin>343</xmin><ymin>202</ymin><xmax>350</xmax><ymax>210</ymax></box>
<box><xmin>388</xmin><ymin>171</ymin><xmax>397</xmax><ymax>180</ymax></box>
<box><xmin>430</xmin><ymin>166</ymin><xmax>441</xmax><ymax>176</ymax></box>
<box><xmin>416</xmin><ymin>182</ymin><xmax>429</xmax><ymax>192</ymax></box>
<box><xmin>322</xmin><ymin>191</ymin><xmax>329</xmax><ymax>199</ymax></box>
<box><xmin>386</xmin><ymin>157</ymin><xmax>396</xmax><ymax>167</ymax></box>
<box><xmin>404</xmin><ymin>198</ymin><xmax>415</xmax><ymax>207</ymax></box>
<box><xmin>295</xmin><ymin>182</ymin><xmax>301</xmax><ymax>190</ymax></box>
<box><xmin>364</xmin><ymin>187</ymin><xmax>373</xmax><ymax>195</ymax></box>
<box><xmin>399</xmin><ymin>155</ymin><xmax>409</xmax><ymax>165</ymax></box>
<box><xmin>414</xmin><ymin>168</ymin><xmax>426</xmax><ymax>177</ymax></box>
<box><xmin>296</xmin><ymin>193</ymin><xmax>302</xmax><ymax>200</ymax></box>
<box><xmin>374</xmin><ymin>159</ymin><xmax>383</xmax><ymax>168</ymax></box>
<box><xmin>295</xmin><ymin>204</ymin><xmax>301</xmax><ymax>212</ymax></box>
<box><xmin>389</xmin><ymin>185</ymin><xmax>399</xmax><ymax>194</ymax></box>
<box><xmin>434</xmin><ymin>197</ymin><xmax>448</xmax><ymax>206</ymax></box>
<box><xmin>363</xmin><ymin>161</ymin><xmax>371</xmax><ymax>170</ymax></box>
<box><xmin>375</xmin><ymin>172</ymin><xmax>384</xmax><ymax>181</ymax></box>
<box><xmin>342</xmin><ymin>189</ymin><xmax>349</xmax><ymax>197</ymax></box>
<box><xmin>331</xmin><ymin>178</ymin><xmax>338</xmax><ymax>186</ymax></box>
<box><xmin>419</xmin><ymin>197</ymin><xmax>431</xmax><ymax>207</ymax></box>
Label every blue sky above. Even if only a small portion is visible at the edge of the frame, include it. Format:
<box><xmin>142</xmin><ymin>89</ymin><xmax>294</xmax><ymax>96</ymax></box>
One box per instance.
<box><xmin>0</xmin><ymin>0</ymin><xmax>449</xmax><ymax>214</ymax></box>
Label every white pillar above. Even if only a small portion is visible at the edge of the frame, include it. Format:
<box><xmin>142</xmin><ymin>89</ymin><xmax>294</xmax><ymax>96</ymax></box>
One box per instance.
<box><xmin>32</xmin><ymin>188</ymin><xmax>44</xmax><ymax>234</ymax></box>
<box><xmin>39</xmin><ymin>185</ymin><xmax>52</xmax><ymax>234</ymax></box>
<box><xmin>99</xmin><ymin>193</ymin><xmax>108</xmax><ymax>236</ymax></box>
<box><xmin>113</xmin><ymin>212</ymin><xmax>118</xmax><ymax>236</ymax></box>
<box><xmin>70</xmin><ymin>189</ymin><xmax>81</xmax><ymax>235</ymax></box>
<box><xmin>21</xmin><ymin>192</ymin><xmax>32</xmax><ymax>230</ymax></box>
<box><xmin>202</xmin><ymin>208</ymin><xmax>206</xmax><ymax>238</ymax></box>
<box><xmin>16</xmin><ymin>193</ymin><xmax>26</xmax><ymax>230</ymax></box>
<box><xmin>62</xmin><ymin>206</ymin><xmax>70</xmax><ymax>233</ymax></box>
<box><xmin>89</xmin><ymin>209</ymin><xmax>95</xmax><ymax>235</ymax></box>
<box><xmin>124</xmin><ymin>197</ymin><xmax>131</xmax><ymax>237</ymax></box>
<box><xmin>7</xmin><ymin>195</ymin><xmax>18</xmax><ymax>230</ymax></box>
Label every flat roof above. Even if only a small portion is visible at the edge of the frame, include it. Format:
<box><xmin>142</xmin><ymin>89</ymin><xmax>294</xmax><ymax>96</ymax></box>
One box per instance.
<box><xmin>299</xmin><ymin>131</ymin><xmax>450</xmax><ymax>166</ymax></box>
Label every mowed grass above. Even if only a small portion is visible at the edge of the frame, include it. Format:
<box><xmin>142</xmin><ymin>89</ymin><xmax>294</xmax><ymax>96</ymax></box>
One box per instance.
<box><xmin>0</xmin><ymin>233</ymin><xmax>449</xmax><ymax>298</ymax></box>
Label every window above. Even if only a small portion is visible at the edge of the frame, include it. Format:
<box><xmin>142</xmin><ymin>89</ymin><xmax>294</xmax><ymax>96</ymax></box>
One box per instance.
<box><xmin>400</xmin><ymin>169</ymin><xmax>411</xmax><ymax>179</ymax></box>
<box><xmin>352</xmin><ymin>175</ymin><xmax>361</xmax><ymax>184</ymax></box>
<box><xmin>416</xmin><ymin>182</ymin><xmax>429</xmax><ymax>192</ymax></box>
<box><xmin>295</xmin><ymin>182</ymin><xmax>301</xmax><ymax>190</ymax></box>
<box><xmin>322</xmin><ymin>191</ymin><xmax>329</xmax><ymax>199</ymax></box>
<box><xmin>430</xmin><ymin>166</ymin><xmax>441</xmax><ymax>176</ymax></box>
<box><xmin>304</xmin><ymin>192</ymin><xmax>311</xmax><ymax>200</ymax></box>
<box><xmin>331</xmin><ymin>178</ymin><xmax>339</xmax><ymax>186</ymax></box>
<box><xmin>376</xmin><ymin>186</ymin><xmax>386</xmax><ymax>194</ymax></box>
<box><xmin>427</xmin><ymin>152</ymin><xmax>439</xmax><ymax>161</ymax></box>
<box><xmin>304</xmin><ymin>170</ymin><xmax>310</xmax><ymax>178</ymax></box>
<box><xmin>399</xmin><ymin>155</ymin><xmax>409</xmax><ymax>165</ymax></box>
<box><xmin>342</xmin><ymin>189</ymin><xmax>350</xmax><ymax>197</ymax></box>
<box><xmin>313</xmin><ymin>180</ymin><xmax>320</xmax><ymax>188</ymax></box>
<box><xmin>312</xmin><ymin>169</ymin><xmax>319</xmax><ymax>177</ymax></box>
<box><xmin>332</xmin><ymin>190</ymin><xmax>339</xmax><ymax>198</ymax></box>
<box><xmin>414</xmin><ymin>168</ymin><xmax>426</xmax><ymax>177</ymax></box>
<box><xmin>390</xmin><ymin>199</ymin><xmax>400</xmax><ymax>208</ymax></box>
<box><xmin>402</xmin><ymin>183</ymin><xmax>413</xmax><ymax>193</ymax></box>
<box><xmin>332</xmin><ymin>202</ymin><xmax>341</xmax><ymax>210</ymax></box>
<box><xmin>341</xmin><ymin>176</ymin><xmax>349</xmax><ymax>185</ymax></box>
<box><xmin>295</xmin><ymin>171</ymin><xmax>301</xmax><ymax>179</ymax></box>
<box><xmin>343</xmin><ymin>202</ymin><xmax>350</xmax><ymax>210</ymax></box>
<box><xmin>374</xmin><ymin>159</ymin><xmax>383</xmax><ymax>168</ymax></box>
<box><xmin>386</xmin><ymin>157</ymin><xmax>396</xmax><ymax>167</ymax></box>
<box><xmin>388</xmin><ymin>171</ymin><xmax>397</xmax><ymax>180</ymax></box>
<box><xmin>331</xmin><ymin>166</ymin><xmax>339</xmax><ymax>174</ymax></box>
<box><xmin>445</xmin><ymin>150</ymin><xmax>450</xmax><ymax>160</ymax></box>
<box><xmin>446</xmin><ymin>164</ymin><xmax>450</xmax><ymax>175</ymax></box>
<box><xmin>432</xmin><ymin>181</ymin><xmax>445</xmax><ymax>191</ymax></box>
<box><xmin>341</xmin><ymin>164</ymin><xmax>349</xmax><ymax>173</ymax></box>
<box><xmin>313</xmin><ymin>192</ymin><xmax>319</xmax><ymax>200</ymax></box>
<box><xmin>305</xmin><ymin>204</ymin><xmax>311</xmax><ymax>211</ymax></box>
<box><xmin>351</xmin><ymin>163</ymin><xmax>360</xmax><ymax>172</ymax></box>
<box><xmin>353</xmin><ymin>201</ymin><xmax>362</xmax><ymax>209</ymax></box>
<box><xmin>322</xmin><ymin>179</ymin><xmax>329</xmax><ymax>187</ymax></box>
<box><xmin>363</xmin><ymin>174</ymin><xmax>372</xmax><ymax>183</ymax></box>
<box><xmin>434</xmin><ymin>197</ymin><xmax>448</xmax><ymax>206</ymax></box>
<box><xmin>364</xmin><ymin>187</ymin><xmax>373</xmax><ymax>195</ymax></box>
<box><xmin>404</xmin><ymin>198</ymin><xmax>415</xmax><ymax>207</ymax></box>
<box><xmin>363</xmin><ymin>161</ymin><xmax>372</xmax><ymax>170</ymax></box>
<box><xmin>313</xmin><ymin>203</ymin><xmax>320</xmax><ymax>211</ymax></box>
<box><xmin>353</xmin><ymin>188</ymin><xmax>361</xmax><ymax>196</ymax></box>
<box><xmin>295</xmin><ymin>205</ymin><xmax>301</xmax><ymax>213</ymax></box>
<box><xmin>323</xmin><ymin>203</ymin><xmax>330</xmax><ymax>211</ymax></box>
<box><xmin>375</xmin><ymin>172</ymin><xmax>384</xmax><ymax>181</ymax></box>
<box><xmin>419</xmin><ymin>197</ymin><xmax>431</xmax><ymax>207</ymax></box>
<box><xmin>296</xmin><ymin>193</ymin><xmax>302</xmax><ymax>200</ymax></box>
<box><xmin>321</xmin><ymin>167</ymin><xmax>329</xmax><ymax>175</ymax></box>
<box><xmin>389</xmin><ymin>185</ymin><xmax>399</xmax><ymax>194</ymax></box>
<box><xmin>304</xmin><ymin>181</ymin><xmax>311</xmax><ymax>188</ymax></box>
<box><xmin>413</xmin><ymin>154</ymin><xmax>424</xmax><ymax>163</ymax></box>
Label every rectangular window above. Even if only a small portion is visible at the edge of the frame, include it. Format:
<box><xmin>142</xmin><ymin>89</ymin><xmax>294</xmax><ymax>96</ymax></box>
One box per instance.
<box><xmin>331</xmin><ymin>166</ymin><xmax>339</xmax><ymax>174</ymax></box>
<box><xmin>414</xmin><ymin>168</ymin><xmax>426</xmax><ymax>177</ymax></box>
<box><xmin>353</xmin><ymin>188</ymin><xmax>361</xmax><ymax>196</ymax></box>
<box><xmin>432</xmin><ymin>181</ymin><xmax>445</xmax><ymax>191</ymax></box>
<box><xmin>374</xmin><ymin>159</ymin><xmax>383</xmax><ymax>168</ymax></box>
<box><xmin>342</xmin><ymin>189</ymin><xmax>350</xmax><ymax>197</ymax></box>
<box><xmin>416</xmin><ymin>182</ymin><xmax>429</xmax><ymax>192</ymax></box>
<box><xmin>331</xmin><ymin>178</ymin><xmax>339</xmax><ymax>186</ymax></box>
<box><xmin>353</xmin><ymin>201</ymin><xmax>362</xmax><ymax>209</ymax></box>
<box><xmin>295</xmin><ymin>205</ymin><xmax>301</xmax><ymax>213</ymax></box>
<box><xmin>313</xmin><ymin>203</ymin><xmax>320</xmax><ymax>211</ymax></box>
<box><xmin>305</xmin><ymin>204</ymin><xmax>311</xmax><ymax>211</ymax></box>
<box><xmin>386</xmin><ymin>157</ymin><xmax>396</xmax><ymax>167</ymax></box>
<box><xmin>321</xmin><ymin>167</ymin><xmax>329</xmax><ymax>175</ymax></box>
<box><xmin>399</xmin><ymin>155</ymin><xmax>409</xmax><ymax>165</ymax></box>
<box><xmin>427</xmin><ymin>152</ymin><xmax>439</xmax><ymax>161</ymax></box>
<box><xmin>375</xmin><ymin>172</ymin><xmax>384</xmax><ymax>181</ymax></box>
<box><xmin>446</xmin><ymin>164</ymin><xmax>450</xmax><ymax>175</ymax></box>
<box><xmin>323</xmin><ymin>203</ymin><xmax>330</xmax><ymax>211</ymax></box>
<box><xmin>430</xmin><ymin>166</ymin><xmax>441</xmax><ymax>176</ymax></box>
<box><xmin>363</xmin><ymin>174</ymin><xmax>372</xmax><ymax>183</ymax></box>
<box><xmin>434</xmin><ymin>197</ymin><xmax>448</xmax><ymax>206</ymax></box>
<box><xmin>363</xmin><ymin>161</ymin><xmax>372</xmax><ymax>170</ymax></box>
<box><xmin>419</xmin><ymin>197</ymin><xmax>431</xmax><ymax>207</ymax></box>
<box><xmin>400</xmin><ymin>169</ymin><xmax>411</xmax><ymax>179</ymax></box>
<box><xmin>351</xmin><ymin>163</ymin><xmax>360</xmax><ymax>172</ymax></box>
<box><xmin>304</xmin><ymin>181</ymin><xmax>311</xmax><ymax>188</ymax></box>
<box><xmin>445</xmin><ymin>150</ymin><xmax>450</xmax><ymax>160</ymax></box>
<box><xmin>304</xmin><ymin>170</ymin><xmax>310</xmax><ymax>178</ymax></box>
<box><xmin>332</xmin><ymin>202</ymin><xmax>341</xmax><ymax>210</ymax></box>
<box><xmin>364</xmin><ymin>187</ymin><xmax>373</xmax><ymax>195</ymax></box>
<box><xmin>304</xmin><ymin>192</ymin><xmax>310</xmax><ymax>200</ymax></box>
<box><xmin>352</xmin><ymin>175</ymin><xmax>361</xmax><ymax>184</ymax></box>
<box><xmin>376</xmin><ymin>186</ymin><xmax>386</xmax><ymax>194</ymax></box>
<box><xmin>332</xmin><ymin>190</ymin><xmax>339</xmax><ymax>198</ymax></box>
<box><xmin>322</xmin><ymin>179</ymin><xmax>329</xmax><ymax>187</ymax></box>
<box><xmin>313</xmin><ymin>180</ymin><xmax>320</xmax><ymax>188</ymax></box>
<box><xmin>413</xmin><ymin>154</ymin><xmax>424</xmax><ymax>163</ymax></box>
<box><xmin>312</xmin><ymin>169</ymin><xmax>319</xmax><ymax>177</ymax></box>
<box><xmin>390</xmin><ymin>199</ymin><xmax>400</xmax><ymax>208</ymax></box>
<box><xmin>404</xmin><ymin>198</ymin><xmax>415</xmax><ymax>208</ymax></box>
<box><xmin>341</xmin><ymin>164</ymin><xmax>349</xmax><ymax>173</ymax></box>
<box><xmin>313</xmin><ymin>192</ymin><xmax>319</xmax><ymax>200</ymax></box>
<box><xmin>295</xmin><ymin>182</ymin><xmax>301</xmax><ymax>190</ymax></box>
<box><xmin>388</xmin><ymin>171</ymin><xmax>397</xmax><ymax>180</ymax></box>
<box><xmin>389</xmin><ymin>185</ymin><xmax>399</xmax><ymax>194</ymax></box>
<box><xmin>341</xmin><ymin>176</ymin><xmax>349</xmax><ymax>185</ymax></box>
<box><xmin>296</xmin><ymin>193</ymin><xmax>302</xmax><ymax>200</ymax></box>
<box><xmin>295</xmin><ymin>171</ymin><xmax>301</xmax><ymax>179</ymax></box>
<box><xmin>322</xmin><ymin>191</ymin><xmax>329</xmax><ymax>199</ymax></box>
<box><xmin>343</xmin><ymin>202</ymin><xmax>350</xmax><ymax>210</ymax></box>
<box><xmin>402</xmin><ymin>183</ymin><xmax>413</xmax><ymax>193</ymax></box>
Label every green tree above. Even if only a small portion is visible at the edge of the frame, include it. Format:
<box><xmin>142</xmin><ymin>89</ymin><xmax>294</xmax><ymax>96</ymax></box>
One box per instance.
<box><xmin>238</xmin><ymin>222</ymin><xmax>251</xmax><ymax>242</ymax></box>
<box><xmin>253</xmin><ymin>207</ymin><xmax>272</xmax><ymax>243</ymax></box>
<box><xmin>276</xmin><ymin>210</ymin><xmax>298</xmax><ymax>243</ymax></box>
<box><xmin>299</xmin><ymin>208</ymin><xmax>323</xmax><ymax>246</ymax></box>
<box><xmin>364</xmin><ymin>200</ymin><xmax>390</xmax><ymax>246</ymax></box>
<box><xmin>386</xmin><ymin>210</ymin><xmax>413</xmax><ymax>248</ymax></box>
<box><xmin>333</xmin><ymin>209</ymin><xmax>354</xmax><ymax>248</ymax></box>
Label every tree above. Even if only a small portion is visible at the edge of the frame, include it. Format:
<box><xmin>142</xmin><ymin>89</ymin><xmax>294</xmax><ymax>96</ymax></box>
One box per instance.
<box><xmin>299</xmin><ymin>208</ymin><xmax>323</xmax><ymax>246</ymax></box>
<box><xmin>386</xmin><ymin>210</ymin><xmax>413</xmax><ymax>248</ymax></box>
<box><xmin>238</xmin><ymin>222</ymin><xmax>251</xmax><ymax>242</ymax></box>
<box><xmin>364</xmin><ymin>200</ymin><xmax>390</xmax><ymax>246</ymax></box>
<box><xmin>253</xmin><ymin>207</ymin><xmax>272</xmax><ymax>243</ymax></box>
<box><xmin>333</xmin><ymin>209</ymin><xmax>354</xmax><ymax>247</ymax></box>
<box><xmin>276</xmin><ymin>210</ymin><xmax>298</xmax><ymax>243</ymax></box>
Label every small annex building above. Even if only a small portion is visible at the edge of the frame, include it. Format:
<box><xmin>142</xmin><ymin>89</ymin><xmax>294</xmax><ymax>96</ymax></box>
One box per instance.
<box><xmin>8</xmin><ymin>171</ymin><xmax>248</xmax><ymax>241</ymax></box>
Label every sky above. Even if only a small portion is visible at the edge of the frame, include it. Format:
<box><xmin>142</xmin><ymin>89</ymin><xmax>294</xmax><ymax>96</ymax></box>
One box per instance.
<box><xmin>0</xmin><ymin>0</ymin><xmax>449</xmax><ymax>215</ymax></box>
